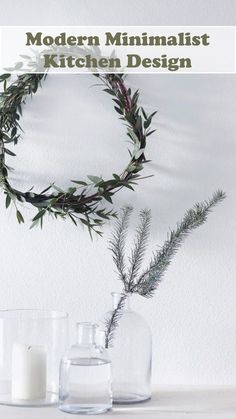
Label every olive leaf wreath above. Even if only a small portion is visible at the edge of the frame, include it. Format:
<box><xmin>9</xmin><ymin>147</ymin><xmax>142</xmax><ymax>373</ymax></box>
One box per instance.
<box><xmin>0</xmin><ymin>73</ymin><xmax>157</xmax><ymax>236</ymax></box>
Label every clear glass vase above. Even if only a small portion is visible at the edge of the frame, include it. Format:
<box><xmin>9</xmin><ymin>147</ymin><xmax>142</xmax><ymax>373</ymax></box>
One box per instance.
<box><xmin>0</xmin><ymin>309</ymin><xmax>68</xmax><ymax>406</ymax></box>
<box><xmin>59</xmin><ymin>322</ymin><xmax>112</xmax><ymax>415</ymax></box>
<box><xmin>106</xmin><ymin>292</ymin><xmax>152</xmax><ymax>404</ymax></box>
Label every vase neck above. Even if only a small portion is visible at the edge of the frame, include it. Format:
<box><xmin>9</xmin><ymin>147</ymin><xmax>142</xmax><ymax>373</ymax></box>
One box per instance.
<box><xmin>96</xmin><ymin>329</ymin><xmax>106</xmax><ymax>347</ymax></box>
<box><xmin>111</xmin><ymin>292</ymin><xmax>130</xmax><ymax>311</ymax></box>
<box><xmin>76</xmin><ymin>322</ymin><xmax>97</xmax><ymax>346</ymax></box>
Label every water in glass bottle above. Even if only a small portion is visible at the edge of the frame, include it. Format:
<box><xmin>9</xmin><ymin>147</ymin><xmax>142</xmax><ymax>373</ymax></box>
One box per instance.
<box><xmin>59</xmin><ymin>322</ymin><xmax>112</xmax><ymax>414</ymax></box>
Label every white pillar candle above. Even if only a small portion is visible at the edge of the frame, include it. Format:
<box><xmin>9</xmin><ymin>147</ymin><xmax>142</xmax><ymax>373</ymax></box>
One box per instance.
<box><xmin>11</xmin><ymin>343</ymin><xmax>47</xmax><ymax>400</ymax></box>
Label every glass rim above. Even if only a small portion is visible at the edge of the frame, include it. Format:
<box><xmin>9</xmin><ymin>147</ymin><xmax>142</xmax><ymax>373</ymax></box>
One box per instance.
<box><xmin>76</xmin><ymin>322</ymin><xmax>98</xmax><ymax>328</ymax></box>
<box><xmin>0</xmin><ymin>309</ymin><xmax>68</xmax><ymax>320</ymax></box>
<box><xmin>111</xmin><ymin>291</ymin><xmax>127</xmax><ymax>297</ymax></box>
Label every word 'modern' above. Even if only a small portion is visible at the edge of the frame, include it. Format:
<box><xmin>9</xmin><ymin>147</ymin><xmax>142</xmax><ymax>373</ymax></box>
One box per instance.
<box><xmin>25</xmin><ymin>31</ymin><xmax>211</xmax><ymax>72</ymax></box>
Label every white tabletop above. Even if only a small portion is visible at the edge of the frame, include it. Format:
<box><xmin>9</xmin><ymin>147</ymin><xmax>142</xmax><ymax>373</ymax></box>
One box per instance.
<box><xmin>1</xmin><ymin>388</ymin><xmax>236</xmax><ymax>419</ymax></box>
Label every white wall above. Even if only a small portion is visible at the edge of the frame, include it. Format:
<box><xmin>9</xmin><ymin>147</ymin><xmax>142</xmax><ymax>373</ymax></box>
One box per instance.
<box><xmin>0</xmin><ymin>0</ymin><xmax>236</xmax><ymax>386</ymax></box>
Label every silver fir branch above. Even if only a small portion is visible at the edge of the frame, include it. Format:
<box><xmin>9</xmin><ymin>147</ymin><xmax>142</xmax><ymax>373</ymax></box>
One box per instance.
<box><xmin>105</xmin><ymin>293</ymin><xmax>127</xmax><ymax>349</ymax></box>
<box><xmin>108</xmin><ymin>206</ymin><xmax>132</xmax><ymax>286</ymax></box>
<box><xmin>105</xmin><ymin>189</ymin><xmax>226</xmax><ymax>347</ymax></box>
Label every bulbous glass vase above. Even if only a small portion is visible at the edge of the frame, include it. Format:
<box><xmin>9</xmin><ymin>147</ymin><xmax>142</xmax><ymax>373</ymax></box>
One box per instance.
<box><xmin>105</xmin><ymin>292</ymin><xmax>152</xmax><ymax>404</ymax></box>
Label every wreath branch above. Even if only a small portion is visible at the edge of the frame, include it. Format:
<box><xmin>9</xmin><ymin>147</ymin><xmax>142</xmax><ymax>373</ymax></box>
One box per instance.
<box><xmin>0</xmin><ymin>73</ymin><xmax>157</xmax><ymax>235</ymax></box>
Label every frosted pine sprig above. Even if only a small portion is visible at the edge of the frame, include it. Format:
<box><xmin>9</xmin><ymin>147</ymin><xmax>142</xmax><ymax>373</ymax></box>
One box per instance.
<box><xmin>105</xmin><ymin>190</ymin><xmax>226</xmax><ymax>347</ymax></box>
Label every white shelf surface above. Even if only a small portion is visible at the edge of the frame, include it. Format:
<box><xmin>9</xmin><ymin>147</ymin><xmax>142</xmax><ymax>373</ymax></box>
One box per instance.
<box><xmin>1</xmin><ymin>387</ymin><xmax>236</xmax><ymax>418</ymax></box>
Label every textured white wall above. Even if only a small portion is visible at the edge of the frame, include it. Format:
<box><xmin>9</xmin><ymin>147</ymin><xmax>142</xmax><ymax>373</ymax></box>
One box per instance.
<box><xmin>0</xmin><ymin>1</ymin><xmax>236</xmax><ymax>386</ymax></box>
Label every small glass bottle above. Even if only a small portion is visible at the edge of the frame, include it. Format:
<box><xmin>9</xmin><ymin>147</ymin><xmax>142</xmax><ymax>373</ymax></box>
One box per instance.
<box><xmin>59</xmin><ymin>322</ymin><xmax>112</xmax><ymax>415</ymax></box>
<box><xmin>105</xmin><ymin>292</ymin><xmax>152</xmax><ymax>404</ymax></box>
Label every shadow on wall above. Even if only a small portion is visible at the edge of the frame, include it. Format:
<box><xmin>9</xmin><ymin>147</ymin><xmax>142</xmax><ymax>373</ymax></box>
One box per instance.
<box><xmin>118</xmin><ymin>75</ymin><xmax>236</xmax><ymax>217</ymax></box>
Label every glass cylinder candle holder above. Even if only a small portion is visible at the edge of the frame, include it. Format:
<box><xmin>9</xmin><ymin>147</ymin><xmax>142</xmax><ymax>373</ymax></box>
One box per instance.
<box><xmin>0</xmin><ymin>309</ymin><xmax>69</xmax><ymax>407</ymax></box>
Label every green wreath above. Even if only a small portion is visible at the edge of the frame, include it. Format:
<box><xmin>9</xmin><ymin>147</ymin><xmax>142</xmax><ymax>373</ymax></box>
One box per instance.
<box><xmin>0</xmin><ymin>73</ymin><xmax>156</xmax><ymax>236</ymax></box>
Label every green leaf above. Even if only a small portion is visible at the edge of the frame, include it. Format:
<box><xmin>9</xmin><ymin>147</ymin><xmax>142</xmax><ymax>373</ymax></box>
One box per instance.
<box><xmin>32</xmin><ymin>209</ymin><xmax>46</xmax><ymax>222</ymax></box>
<box><xmin>146</xmin><ymin>129</ymin><xmax>156</xmax><ymax>137</ymax></box>
<box><xmin>144</xmin><ymin>117</ymin><xmax>151</xmax><ymax>129</ymax></box>
<box><xmin>5</xmin><ymin>195</ymin><xmax>11</xmax><ymax>208</ymax></box>
<box><xmin>87</xmin><ymin>175</ymin><xmax>103</xmax><ymax>184</ymax></box>
<box><xmin>67</xmin><ymin>187</ymin><xmax>77</xmax><ymax>194</ymax></box>
<box><xmin>4</xmin><ymin>148</ymin><xmax>16</xmax><ymax>157</ymax></box>
<box><xmin>127</xmin><ymin>163</ymin><xmax>137</xmax><ymax>173</ymax></box>
<box><xmin>114</xmin><ymin>106</ymin><xmax>123</xmax><ymax>115</ymax></box>
<box><xmin>80</xmin><ymin>218</ymin><xmax>91</xmax><ymax>227</ymax></box>
<box><xmin>141</xmin><ymin>107</ymin><xmax>147</xmax><ymax>119</ymax></box>
<box><xmin>68</xmin><ymin>213</ymin><xmax>77</xmax><ymax>226</ymax></box>
<box><xmin>113</xmin><ymin>174</ymin><xmax>120</xmax><ymax>181</ymax></box>
<box><xmin>39</xmin><ymin>184</ymin><xmax>53</xmax><ymax>194</ymax></box>
<box><xmin>135</xmin><ymin>115</ymin><xmax>142</xmax><ymax>131</ymax></box>
<box><xmin>124</xmin><ymin>183</ymin><xmax>135</xmax><ymax>191</ymax></box>
<box><xmin>103</xmin><ymin>88</ymin><xmax>116</xmax><ymax>96</ymax></box>
<box><xmin>95</xmin><ymin>230</ymin><xmax>103</xmax><ymax>237</ymax></box>
<box><xmin>112</xmin><ymin>98</ymin><xmax>123</xmax><ymax>107</ymax></box>
<box><xmin>11</xmin><ymin>127</ymin><xmax>17</xmax><ymax>137</ymax></box>
<box><xmin>30</xmin><ymin>219</ymin><xmax>40</xmax><ymax>229</ymax></box>
<box><xmin>18</xmin><ymin>104</ymin><xmax>23</xmax><ymax>116</ymax></box>
<box><xmin>131</xmin><ymin>90</ymin><xmax>139</xmax><ymax>106</ymax></box>
<box><xmin>0</xmin><ymin>74</ymin><xmax>11</xmax><ymax>82</ymax></box>
<box><xmin>96</xmin><ymin>211</ymin><xmax>109</xmax><ymax>220</ymax></box>
<box><xmin>127</xmin><ymin>128</ymin><xmax>140</xmax><ymax>145</ymax></box>
<box><xmin>144</xmin><ymin>111</ymin><xmax>157</xmax><ymax>129</ymax></box>
<box><xmin>134</xmin><ymin>148</ymin><xmax>145</xmax><ymax>159</ymax></box>
<box><xmin>16</xmin><ymin>210</ymin><xmax>24</xmax><ymax>224</ymax></box>
<box><xmin>71</xmin><ymin>180</ymin><xmax>88</xmax><ymax>186</ymax></box>
<box><xmin>103</xmin><ymin>193</ymin><xmax>113</xmax><ymax>203</ymax></box>
<box><xmin>2</xmin><ymin>133</ymin><xmax>10</xmax><ymax>141</ymax></box>
<box><xmin>149</xmin><ymin>111</ymin><xmax>158</xmax><ymax>119</ymax></box>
